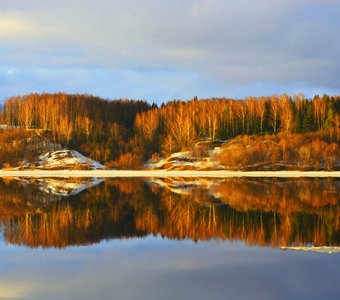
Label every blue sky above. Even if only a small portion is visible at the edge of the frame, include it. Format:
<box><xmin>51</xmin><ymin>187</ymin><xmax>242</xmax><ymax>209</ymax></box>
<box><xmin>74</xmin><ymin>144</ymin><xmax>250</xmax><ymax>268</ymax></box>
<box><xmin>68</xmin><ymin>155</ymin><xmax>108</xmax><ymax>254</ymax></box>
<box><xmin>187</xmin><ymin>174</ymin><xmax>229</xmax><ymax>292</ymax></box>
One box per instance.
<box><xmin>0</xmin><ymin>0</ymin><xmax>339</xmax><ymax>104</ymax></box>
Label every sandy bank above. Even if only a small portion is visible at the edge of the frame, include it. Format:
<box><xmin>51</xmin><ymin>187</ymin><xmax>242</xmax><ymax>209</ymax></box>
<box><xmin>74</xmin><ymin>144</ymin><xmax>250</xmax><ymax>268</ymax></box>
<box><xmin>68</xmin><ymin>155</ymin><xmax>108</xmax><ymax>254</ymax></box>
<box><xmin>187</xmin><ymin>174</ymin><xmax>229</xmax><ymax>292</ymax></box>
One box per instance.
<box><xmin>0</xmin><ymin>170</ymin><xmax>339</xmax><ymax>178</ymax></box>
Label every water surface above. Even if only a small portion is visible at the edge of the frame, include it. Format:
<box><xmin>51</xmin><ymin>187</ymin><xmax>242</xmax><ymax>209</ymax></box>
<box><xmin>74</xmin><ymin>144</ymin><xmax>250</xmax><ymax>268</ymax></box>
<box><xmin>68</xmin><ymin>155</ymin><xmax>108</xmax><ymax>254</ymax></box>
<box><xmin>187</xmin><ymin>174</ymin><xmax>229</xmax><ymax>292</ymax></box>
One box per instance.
<box><xmin>0</xmin><ymin>177</ymin><xmax>339</xmax><ymax>299</ymax></box>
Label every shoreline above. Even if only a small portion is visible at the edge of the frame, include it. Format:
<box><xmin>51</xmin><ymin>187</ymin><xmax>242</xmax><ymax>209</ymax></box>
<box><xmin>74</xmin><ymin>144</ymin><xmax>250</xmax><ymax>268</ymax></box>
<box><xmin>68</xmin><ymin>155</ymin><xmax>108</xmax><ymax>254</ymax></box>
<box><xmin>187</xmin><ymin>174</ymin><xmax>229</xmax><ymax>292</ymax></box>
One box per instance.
<box><xmin>0</xmin><ymin>170</ymin><xmax>340</xmax><ymax>178</ymax></box>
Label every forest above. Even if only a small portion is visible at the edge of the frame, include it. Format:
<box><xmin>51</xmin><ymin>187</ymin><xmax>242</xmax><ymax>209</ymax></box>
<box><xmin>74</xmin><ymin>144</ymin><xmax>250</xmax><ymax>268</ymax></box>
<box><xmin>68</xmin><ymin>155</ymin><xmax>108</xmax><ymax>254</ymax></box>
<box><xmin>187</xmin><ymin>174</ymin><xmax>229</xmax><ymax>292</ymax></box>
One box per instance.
<box><xmin>0</xmin><ymin>93</ymin><xmax>339</xmax><ymax>169</ymax></box>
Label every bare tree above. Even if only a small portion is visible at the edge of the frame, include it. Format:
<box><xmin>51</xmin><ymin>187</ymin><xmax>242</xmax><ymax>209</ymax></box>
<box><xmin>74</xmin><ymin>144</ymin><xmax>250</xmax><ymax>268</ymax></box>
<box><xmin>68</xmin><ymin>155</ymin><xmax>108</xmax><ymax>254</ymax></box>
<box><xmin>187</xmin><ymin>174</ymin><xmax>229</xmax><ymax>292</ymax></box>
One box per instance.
<box><xmin>256</xmin><ymin>97</ymin><xmax>267</xmax><ymax>133</ymax></box>
<box><xmin>279</xmin><ymin>95</ymin><xmax>294</xmax><ymax>133</ymax></box>
<box><xmin>19</xmin><ymin>99</ymin><xmax>34</xmax><ymax>129</ymax></box>
<box><xmin>270</xmin><ymin>96</ymin><xmax>280</xmax><ymax>133</ymax></box>
<box><xmin>58</xmin><ymin>116</ymin><xmax>74</xmax><ymax>146</ymax></box>
<box><xmin>162</xmin><ymin>134</ymin><xmax>176</xmax><ymax>155</ymax></box>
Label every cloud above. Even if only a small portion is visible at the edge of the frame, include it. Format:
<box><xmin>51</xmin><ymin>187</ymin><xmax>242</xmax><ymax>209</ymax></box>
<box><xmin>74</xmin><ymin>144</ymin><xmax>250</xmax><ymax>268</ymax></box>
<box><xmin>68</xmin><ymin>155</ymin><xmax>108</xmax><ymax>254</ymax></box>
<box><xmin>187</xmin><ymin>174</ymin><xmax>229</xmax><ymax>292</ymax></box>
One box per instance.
<box><xmin>0</xmin><ymin>13</ymin><xmax>63</xmax><ymax>41</ymax></box>
<box><xmin>0</xmin><ymin>17</ymin><xmax>39</xmax><ymax>39</ymax></box>
<box><xmin>0</xmin><ymin>0</ymin><xmax>339</xmax><ymax>102</ymax></box>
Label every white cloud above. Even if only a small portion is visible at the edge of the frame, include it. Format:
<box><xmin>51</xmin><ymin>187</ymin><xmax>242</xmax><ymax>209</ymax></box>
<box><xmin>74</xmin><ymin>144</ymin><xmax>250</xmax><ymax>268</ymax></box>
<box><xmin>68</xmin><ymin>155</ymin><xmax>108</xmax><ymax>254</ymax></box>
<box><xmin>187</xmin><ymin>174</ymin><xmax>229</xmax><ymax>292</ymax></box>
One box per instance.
<box><xmin>0</xmin><ymin>16</ymin><xmax>42</xmax><ymax>39</ymax></box>
<box><xmin>0</xmin><ymin>14</ymin><xmax>62</xmax><ymax>40</ymax></box>
<box><xmin>0</xmin><ymin>0</ymin><xmax>339</xmax><ymax>100</ymax></box>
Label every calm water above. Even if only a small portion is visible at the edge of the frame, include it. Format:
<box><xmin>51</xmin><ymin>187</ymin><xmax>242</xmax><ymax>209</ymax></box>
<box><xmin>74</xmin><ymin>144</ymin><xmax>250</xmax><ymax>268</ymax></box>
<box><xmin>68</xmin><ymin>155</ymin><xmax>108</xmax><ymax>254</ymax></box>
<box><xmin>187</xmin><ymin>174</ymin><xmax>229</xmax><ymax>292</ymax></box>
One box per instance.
<box><xmin>0</xmin><ymin>177</ymin><xmax>339</xmax><ymax>300</ymax></box>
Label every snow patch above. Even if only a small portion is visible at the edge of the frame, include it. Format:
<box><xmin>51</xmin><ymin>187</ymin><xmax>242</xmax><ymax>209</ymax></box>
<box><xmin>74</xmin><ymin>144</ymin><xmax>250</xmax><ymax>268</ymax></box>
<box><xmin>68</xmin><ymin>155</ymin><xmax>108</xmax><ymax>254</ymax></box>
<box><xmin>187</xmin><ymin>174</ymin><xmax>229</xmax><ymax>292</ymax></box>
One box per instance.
<box><xmin>148</xmin><ymin>149</ymin><xmax>225</xmax><ymax>171</ymax></box>
<box><xmin>37</xmin><ymin>150</ymin><xmax>105</xmax><ymax>170</ymax></box>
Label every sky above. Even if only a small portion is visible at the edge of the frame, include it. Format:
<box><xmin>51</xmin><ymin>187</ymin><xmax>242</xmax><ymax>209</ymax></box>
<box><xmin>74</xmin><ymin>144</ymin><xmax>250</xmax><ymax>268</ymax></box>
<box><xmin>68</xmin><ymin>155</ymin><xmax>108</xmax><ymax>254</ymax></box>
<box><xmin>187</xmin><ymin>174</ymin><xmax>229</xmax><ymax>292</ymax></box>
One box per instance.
<box><xmin>0</xmin><ymin>0</ymin><xmax>339</xmax><ymax>104</ymax></box>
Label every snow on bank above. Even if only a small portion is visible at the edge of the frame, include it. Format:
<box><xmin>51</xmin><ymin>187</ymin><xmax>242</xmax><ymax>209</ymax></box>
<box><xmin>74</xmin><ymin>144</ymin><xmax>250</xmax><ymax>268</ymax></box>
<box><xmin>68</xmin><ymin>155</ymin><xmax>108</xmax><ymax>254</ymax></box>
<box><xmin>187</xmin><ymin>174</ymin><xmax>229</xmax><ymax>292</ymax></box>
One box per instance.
<box><xmin>148</xmin><ymin>149</ymin><xmax>225</xmax><ymax>170</ymax></box>
<box><xmin>0</xmin><ymin>170</ymin><xmax>339</xmax><ymax>178</ymax></box>
<box><xmin>36</xmin><ymin>150</ymin><xmax>105</xmax><ymax>170</ymax></box>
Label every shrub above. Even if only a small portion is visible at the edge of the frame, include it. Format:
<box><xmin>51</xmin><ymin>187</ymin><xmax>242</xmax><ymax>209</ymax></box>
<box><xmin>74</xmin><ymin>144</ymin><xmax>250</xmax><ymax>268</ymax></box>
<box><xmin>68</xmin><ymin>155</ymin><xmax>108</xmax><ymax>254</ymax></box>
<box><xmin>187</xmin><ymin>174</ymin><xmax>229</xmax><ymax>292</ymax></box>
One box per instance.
<box><xmin>215</xmin><ymin>132</ymin><xmax>340</xmax><ymax>170</ymax></box>
<box><xmin>2</xmin><ymin>162</ymin><xmax>14</xmax><ymax>171</ymax></box>
<box><xmin>105</xmin><ymin>153</ymin><xmax>143</xmax><ymax>170</ymax></box>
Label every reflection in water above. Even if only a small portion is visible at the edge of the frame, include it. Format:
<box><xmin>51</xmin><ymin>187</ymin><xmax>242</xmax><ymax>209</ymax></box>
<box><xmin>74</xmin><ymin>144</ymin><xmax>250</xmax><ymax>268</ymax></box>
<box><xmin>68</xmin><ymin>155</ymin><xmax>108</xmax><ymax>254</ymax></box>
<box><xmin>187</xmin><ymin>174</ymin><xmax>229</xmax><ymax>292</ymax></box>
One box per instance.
<box><xmin>0</xmin><ymin>177</ymin><xmax>339</xmax><ymax>248</ymax></box>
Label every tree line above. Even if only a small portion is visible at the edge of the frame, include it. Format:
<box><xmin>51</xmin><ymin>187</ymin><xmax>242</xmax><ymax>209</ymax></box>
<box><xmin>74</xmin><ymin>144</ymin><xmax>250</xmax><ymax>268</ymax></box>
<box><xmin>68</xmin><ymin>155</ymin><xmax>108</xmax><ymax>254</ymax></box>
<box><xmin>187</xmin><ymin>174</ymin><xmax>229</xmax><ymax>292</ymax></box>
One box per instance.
<box><xmin>0</xmin><ymin>93</ymin><xmax>150</xmax><ymax>165</ymax></box>
<box><xmin>0</xmin><ymin>93</ymin><xmax>339</xmax><ymax>166</ymax></box>
<box><xmin>134</xmin><ymin>94</ymin><xmax>340</xmax><ymax>159</ymax></box>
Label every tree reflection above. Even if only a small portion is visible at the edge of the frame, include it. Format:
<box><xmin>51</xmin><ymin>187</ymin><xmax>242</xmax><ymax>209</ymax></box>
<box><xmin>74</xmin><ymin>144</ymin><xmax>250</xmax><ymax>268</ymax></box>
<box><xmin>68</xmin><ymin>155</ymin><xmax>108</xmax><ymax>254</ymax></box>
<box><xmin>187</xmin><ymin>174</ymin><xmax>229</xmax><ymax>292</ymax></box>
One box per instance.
<box><xmin>0</xmin><ymin>177</ymin><xmax>339</xmax><ymax>248</ymax></box>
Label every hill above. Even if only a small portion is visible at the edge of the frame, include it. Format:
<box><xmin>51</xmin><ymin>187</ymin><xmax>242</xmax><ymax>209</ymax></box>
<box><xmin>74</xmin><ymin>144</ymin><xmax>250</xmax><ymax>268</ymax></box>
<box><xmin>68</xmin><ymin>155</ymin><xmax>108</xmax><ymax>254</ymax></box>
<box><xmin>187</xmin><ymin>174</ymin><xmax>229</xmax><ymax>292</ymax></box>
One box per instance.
<box><xmin>0</xmin><ymin>128</ymin><xmax>104</xmax><ymax>170</ymax></box>
<box><xmin>0</xmin><ymin>92</ymin><xmax>339</xmax><ymax>170</ymax></box>
<box><xmin>149</xmin><ymin>133</ymin><xmax>340</xmax><ymax>171</ymax></box>
<box><xmin>33</xmin><ymin>150</ymin><xmax>104</xmax><ymax>170</ymax></box>
<box><xmin>0</xmin><ymin>128</ymin><xmax>60</xmax><ymax>168</ymax></box>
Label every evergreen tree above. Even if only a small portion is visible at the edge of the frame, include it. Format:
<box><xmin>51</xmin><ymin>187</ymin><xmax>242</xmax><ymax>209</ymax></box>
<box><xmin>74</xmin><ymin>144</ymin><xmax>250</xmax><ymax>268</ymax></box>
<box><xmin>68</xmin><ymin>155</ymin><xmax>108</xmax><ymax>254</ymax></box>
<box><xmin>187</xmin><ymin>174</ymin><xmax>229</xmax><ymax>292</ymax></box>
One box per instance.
<box><xmin>302</xmin><ymin>105</ymin><xmax>313</xmax><ymax>133</ymax></box>
<box><xmin>325</xmin><ymin>102</ymin><xmax>335</xmax><ymax>130</ymax></box>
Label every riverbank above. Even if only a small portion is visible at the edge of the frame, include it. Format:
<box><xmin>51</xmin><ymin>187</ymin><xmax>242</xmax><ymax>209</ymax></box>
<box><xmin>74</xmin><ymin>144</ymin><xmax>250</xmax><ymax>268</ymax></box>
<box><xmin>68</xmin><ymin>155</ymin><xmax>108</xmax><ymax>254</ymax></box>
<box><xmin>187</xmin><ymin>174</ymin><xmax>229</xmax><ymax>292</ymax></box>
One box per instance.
<box><xmin>0</xmin><ymin>170</ymin><xmax>339</xmax><ymax>178</ymax></box>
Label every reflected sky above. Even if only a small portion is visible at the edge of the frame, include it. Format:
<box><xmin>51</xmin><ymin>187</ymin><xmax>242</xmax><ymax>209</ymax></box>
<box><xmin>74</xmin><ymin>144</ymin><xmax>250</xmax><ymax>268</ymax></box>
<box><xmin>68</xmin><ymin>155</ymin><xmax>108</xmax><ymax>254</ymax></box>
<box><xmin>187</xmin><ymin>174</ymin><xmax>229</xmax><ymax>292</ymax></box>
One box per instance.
<box><xmin>0</xmin><ymin>236</ymin><xmax>339</xmax><ymax>300</ymax></box>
